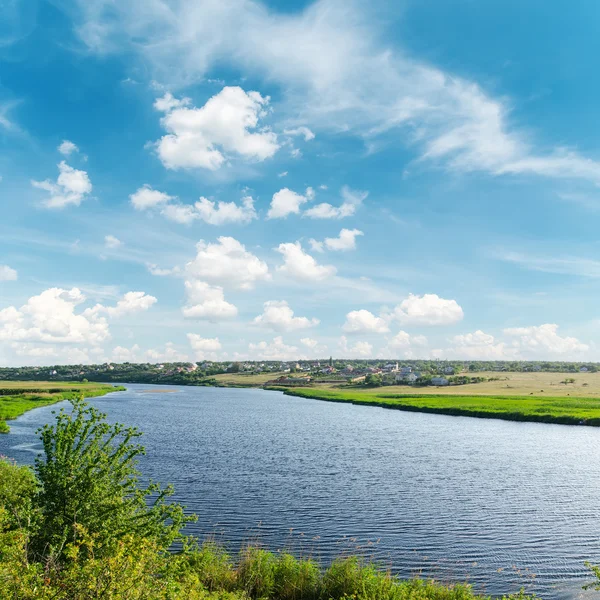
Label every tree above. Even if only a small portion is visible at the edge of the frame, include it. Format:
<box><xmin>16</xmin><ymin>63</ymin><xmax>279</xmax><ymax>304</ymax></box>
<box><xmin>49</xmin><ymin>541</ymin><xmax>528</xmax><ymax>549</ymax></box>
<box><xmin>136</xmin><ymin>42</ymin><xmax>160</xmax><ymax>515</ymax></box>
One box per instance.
<box><xmin>31</xmin><ymin>398</ymin><xmax>192</xmax><ymax>562</ymax></box>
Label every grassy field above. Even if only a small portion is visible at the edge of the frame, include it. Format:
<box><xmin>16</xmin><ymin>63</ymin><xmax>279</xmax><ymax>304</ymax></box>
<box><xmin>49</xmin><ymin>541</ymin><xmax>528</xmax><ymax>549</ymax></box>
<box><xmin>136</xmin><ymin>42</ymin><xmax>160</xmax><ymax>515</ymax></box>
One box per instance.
<box><xmin>313</xmin><ymin>371</ymin><xmax>600</xmax><ymax>398</ymax></box>
<box><xmin>212</xmin><ymin>372</ymin><xmax>286</xmax><ymax>386</ymax></box>
<box><xmin>271</xmin><ymin>371</ymin><xmax>600</xmax><ymax>426</ymax></box>
<box><xmin>0</xmin><ymin>381</ymin><xmax>125</xmax><ymax>433</ymax></box>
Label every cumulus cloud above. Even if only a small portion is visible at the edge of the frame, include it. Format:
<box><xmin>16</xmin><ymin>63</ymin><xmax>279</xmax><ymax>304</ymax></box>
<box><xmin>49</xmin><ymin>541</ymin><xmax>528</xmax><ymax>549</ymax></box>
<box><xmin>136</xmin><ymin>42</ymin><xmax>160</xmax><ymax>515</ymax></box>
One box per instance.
<box><xmin>378</xmin><ymin>330</ymin><xmax>429</xmax><ymax>359</ymax></box>
<box><xmin>392</xmin><ymin>293</ymin><xmax>464</xmax><ymax>326</ymax></box>
<box><xmin>153</xmin><ymin>86</ymin><xmax>279</xmax><ymax>171</ymax></box>
<box><xmin>312</xmin><ymin>228</ymin><xmax>363</xmax><ymax>252</ymax></box>
<box><xmin>0</xmin><ymin>288</ymin><xmax>109</xmax><ymax>345</ymax></box>
<box><xmin>248</xmin><ymin>336</ymin><xmax>300</xmax><ymax>360</ymax></box>
<box><xmin>304</xmin><ymin>186</ymin><xmax>367</xmax><ymax>219</ymax></box>
<box><xmin>163</xmin><ymin>195</ymin><xmax>257</xmax><ymax>225</ymax></box>
<box><xmin>252</xmin><ymin>300</ymin><xmax>319</xmax><ymax>332</ymax></box>
<box><xmin>504</xmin><ymin>323</ymin><xmax>589</xmax><ymax>356</ymax></box>
<box><xmin>443</xmin><ymin>329</ymin><xmax>514</xmax><ymax>360</ymax></box>
<box><xmin>187</xmin><ymin>333</ymin><xmax>222</xmax><ymax>360</ymax></box>
<box><xmin>342</xmin><ymin>309</ymin><xmax>389</xmax><ymax>334</ymax></box>
<box><xmin>0</xmin><ymin>265</ymin><xmax>17</xmax><ymax>281</ymax></box>
<box><xmin>130</xmin><ymin>184</ymin><xmax>175</xmax><ymax>210</ymax></box>
<box><xmin>275</xmin><ymin>241</ymin><xmax>336</xmax><ymax>281</ymax></box>
<box><xmin>32</xmin><ymin>161</ymin><xmax>92</xmax><ymax>208</ymax></box>
<box><xmin>85</xmin><ymin>291</ymin><xmax>157</xmax><ymax>319</ymax></box>
<box><xmin>186</xmin><ymin>237</ymin><xmax>270</xmax><ymax>290</ymax></box>
<box><xmin>182</xmin><ymin>281</ymin><xmax>238</xmax><ymax>321</ymax></box>
<box><xmin>338</xmin><ymin>335</ymin><xmax>373</xmax><ymax>357</ymax></box>
<box><xmin>104</xmin><ymin>234</ymin><xmax>122</xmax><ymax>248</ymax></box>
<box><xmin>267</xmin><ymin>187</ymin><xmax>314</xmax><ymax>219</ymax></box>
<box><xmin>58</xmin><ymin>140</ymin><xmax>79</xmax><ymax>156</ymax></box>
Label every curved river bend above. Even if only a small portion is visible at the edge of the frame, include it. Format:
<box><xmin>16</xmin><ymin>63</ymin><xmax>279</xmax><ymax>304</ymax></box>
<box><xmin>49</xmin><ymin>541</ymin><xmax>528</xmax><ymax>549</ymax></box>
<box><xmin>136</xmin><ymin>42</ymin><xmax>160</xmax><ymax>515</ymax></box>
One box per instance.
<box><xmin>1</xmin><ymin>384</ymin><xmax>599</xmax><ymax>599</ymax></box>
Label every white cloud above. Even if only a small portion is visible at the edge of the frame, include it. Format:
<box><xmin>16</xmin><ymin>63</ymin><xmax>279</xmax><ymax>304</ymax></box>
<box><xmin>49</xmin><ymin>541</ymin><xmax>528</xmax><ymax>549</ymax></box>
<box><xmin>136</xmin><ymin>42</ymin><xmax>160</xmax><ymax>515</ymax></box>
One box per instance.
<box><xmin>130</xmin><ymin>184</ymin><xmax>175</xmax><ymax>210</ymax></box>
<box><xmin>323</xmin><ymin>228</ymin><xmax>363</xmax><ymax>251</ymax></box>
<box><xmin>153</xmin><ymin>86</ymin><xmax>279</xmax><ymax>171</ymax></box>
<box><xmin>162</xmin><ymin>195</ymin><xmax>257</xmax><ymax>225</ymax></box>
<box><xmin>338</xmin><ymin>335</ymin><xmax>373</xmax><ymax>357</ymax></box>
<box><xmin>86</xmin><ymin>291</ymin><xmax>157</xmax><ymax>318</ymax></box>
<box><xmin>284</xmin><ymin>126</ymin><xmax>315</xmax><ymax>141</ymax></box>
<box><xmin>304</xmin><ymin>186</ymin><xmax>367</xmax><ymax>219</ymax></box>
<box><xmin>186</xmin><ymin>237</ymin><xmax>270</xmax><ymax>290</ymax></box>
<box><xmin>58</xmin><ymin>140</ymin><xmax>79</xmax><ymax>156</ymax></box>
<box><xmin>153</xmin><ymin>92</ymin><xmax>191</xmax><ymax>112</ymax></box>
<box><xmin>104</xmin><ymin>234</ymin><xmax>122</xmax><ymax>249</ymax></box>
<box><xmin>278</xmin><ymin>171</ymin><xmax>288</xmax><ymax>177</ymax></box>
<box><xmin>300</xmin><ymin>337</ymin><xmax>319</xmax><ymax>348</ymax></box>
<box><xmin>32</xmin><ymin>161</ymin><xmax>92</xmax><ymax>208</ymax></box>
<box><xmin>248</xmin><ymin>336</ymin><xmax>300</xmax><ymax>360</ymax></box>
<box><xmin>147</xmin><ymin>264</ymin><xmax>181</xmax><ymax>277</ymax></box>
<box><xmin>342</xmin><ymin>309</ymin><xmax>389</xmax><ymax>334</ymax></box>
<box><xmin>187</xmin><ymin>333</ymin><xmax>222</xmax><ymax>360</ymax></box>
<box><xmin>0</xmin><ymin>265</ymin><xmax>17</xmax><ymax>281</ymax></box>
<box><xmin>252</xmin><ymin>300</ymin><xmax>319</xmax><ymax>332</ymax></box>
<box><xmin>504</xmin><ymin>323</ymin><xmax>589</xmax><ymax>356</ymax></box>
<box><xmin>275</xmin><ymin>241</ymin><xmax>336</xmax><ymax>281</ymax></box>
<box><xmin>378</xmin><ymin>330</ymin><xmax>429</xmax><ymax>359</ymax></box>
<box><xmin>309</xmin><ymin>239</ymin><xmax>324</xmax><ymax>253</ymax></box>
<box><xmin>182</xmin><ymin>280</ymin><xmax>238</xmax><ymax>321</ymax></box>
<box><xmin>144</xmin><ymin>342</ymin><xmax>189</xmax><ymax>362</ymax></box>
<box><xmin>442</xmin><ymin>330</ymin><xmax>514</xmax><ymax>360</ymax></box>
<box><xmin>267</xmin><ymin>187</ymin><xmax>313</xmax><ymax>219</ymax></box>
<box><xmin>161</xmin><ymin>203</ymin><xmax>197</xmax><ymax>224</ymax></box>
<box><xmin>0</xmin><ymin>288</ymin><xmax>109</xmax><ymax>345</ymax></box>
<box><xmin>392</xmin><ymin>293</ymin><xmax>464</xmax><ymax>326</ymax></box>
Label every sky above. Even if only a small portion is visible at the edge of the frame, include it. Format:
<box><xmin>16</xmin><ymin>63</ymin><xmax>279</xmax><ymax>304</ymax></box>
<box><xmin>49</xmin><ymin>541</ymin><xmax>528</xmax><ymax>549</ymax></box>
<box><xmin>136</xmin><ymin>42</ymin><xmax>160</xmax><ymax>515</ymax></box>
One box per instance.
<box><xmin>2</xmin><ymin>0</ymin><xmax>600</xmax><ymax>366</ymax></box>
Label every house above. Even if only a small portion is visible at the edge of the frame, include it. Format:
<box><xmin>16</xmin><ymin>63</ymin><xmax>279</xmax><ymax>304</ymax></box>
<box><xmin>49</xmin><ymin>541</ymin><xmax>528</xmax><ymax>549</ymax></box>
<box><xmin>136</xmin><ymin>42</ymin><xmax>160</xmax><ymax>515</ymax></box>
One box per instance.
<box><xmin>383</xmin><ymin>362</ymin><xmax>399</xmax><ymax>372</ymax></box>
<box><xmin>580</xmin><ymin>366</ymin><xmax>589</xmax><ymax>372</ymax></box>
<box><xmin>431</xmin><ymin>377</ymin><xmax>449</xmax><ymax>386</ymax></box>
<box><xmin>399</xmin><ymin>366</ymin><xmax>412</xmax><ymax>376</ymax></box>
<box><xmin>395</xmin><ymin>372</ymin><xmax>418</xmax><ymax>384</ymax></box>
<box><xmin>443</xmin><ymin>366</ymin><xmax>455</xmax><ymax>375</ymax></box>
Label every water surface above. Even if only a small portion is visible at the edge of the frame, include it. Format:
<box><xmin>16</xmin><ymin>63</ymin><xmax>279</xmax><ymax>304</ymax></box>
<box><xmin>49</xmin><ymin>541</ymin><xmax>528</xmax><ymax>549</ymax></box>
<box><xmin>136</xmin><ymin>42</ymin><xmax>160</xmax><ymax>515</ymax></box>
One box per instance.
<box><xmin>1</xmin><ymin>383</ymin><xmax>599</xmax><ymax>599</ymax></box>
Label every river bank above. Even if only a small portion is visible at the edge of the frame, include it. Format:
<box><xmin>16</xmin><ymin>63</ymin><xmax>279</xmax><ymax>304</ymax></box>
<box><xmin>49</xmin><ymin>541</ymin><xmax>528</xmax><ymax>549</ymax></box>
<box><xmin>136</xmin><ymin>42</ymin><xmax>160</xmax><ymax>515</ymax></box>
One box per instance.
<box><xmin>0</xmin><ymin>381</ymin><xmax>125</xmax><ymax>433</ymax></box>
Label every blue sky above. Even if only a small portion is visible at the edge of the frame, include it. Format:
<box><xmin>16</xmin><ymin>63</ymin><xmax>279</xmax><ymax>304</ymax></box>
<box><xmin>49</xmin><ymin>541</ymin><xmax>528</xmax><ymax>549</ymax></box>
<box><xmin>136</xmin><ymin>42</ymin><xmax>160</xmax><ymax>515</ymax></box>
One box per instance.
<box><xmin>2</xmin><ymin>0</ymin><xmax>600</xmax><ymax>365</ymax></box>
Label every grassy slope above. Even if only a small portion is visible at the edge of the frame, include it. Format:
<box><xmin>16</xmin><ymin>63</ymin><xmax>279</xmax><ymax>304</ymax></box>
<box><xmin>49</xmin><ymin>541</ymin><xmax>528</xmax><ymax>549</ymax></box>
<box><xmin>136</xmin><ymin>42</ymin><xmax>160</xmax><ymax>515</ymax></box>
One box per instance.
<box><xmin>280</xmin><ymin>387</ymin><xmax>600</xmax><ymax>426</ymax></box>
<box><xmin>0</xmin><ymin>381</ymin><xmax>125</xmax><ymax>433</ymax></box>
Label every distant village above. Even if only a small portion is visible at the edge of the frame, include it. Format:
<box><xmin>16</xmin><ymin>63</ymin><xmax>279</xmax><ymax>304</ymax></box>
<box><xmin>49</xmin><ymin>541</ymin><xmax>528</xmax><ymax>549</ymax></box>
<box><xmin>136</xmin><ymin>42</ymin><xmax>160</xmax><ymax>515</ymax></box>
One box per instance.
<box><xmin>0</xmin><ymin>358</ymin><xmax>598</xmax><ymax>388</ymax></box>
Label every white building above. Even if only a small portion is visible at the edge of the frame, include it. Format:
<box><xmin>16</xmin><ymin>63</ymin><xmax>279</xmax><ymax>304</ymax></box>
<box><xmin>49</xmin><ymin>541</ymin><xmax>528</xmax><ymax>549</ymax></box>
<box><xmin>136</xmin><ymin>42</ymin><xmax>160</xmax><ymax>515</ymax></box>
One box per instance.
<box><xmin>431</xmin><ymin>377</ymin><xmax>449</xmax><ymax>386</ymax></box>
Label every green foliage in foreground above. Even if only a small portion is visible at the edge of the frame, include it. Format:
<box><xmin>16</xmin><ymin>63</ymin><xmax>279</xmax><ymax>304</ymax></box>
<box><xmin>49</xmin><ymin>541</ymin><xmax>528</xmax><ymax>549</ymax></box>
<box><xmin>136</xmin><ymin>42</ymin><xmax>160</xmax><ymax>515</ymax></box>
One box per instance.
<box><xmin>281</xmin><ymin>388</ymin><xmax>600</xmax><ymax>426</ymax></box>
<box><xmin>0</xmin><ymin>383</ymin><xmax>124</xmax><ymax>433</ymax></box>
<box><xmin>0</xmin><ymin>398</ymin><xmax>541</xmax><ymax>599</ymax></box>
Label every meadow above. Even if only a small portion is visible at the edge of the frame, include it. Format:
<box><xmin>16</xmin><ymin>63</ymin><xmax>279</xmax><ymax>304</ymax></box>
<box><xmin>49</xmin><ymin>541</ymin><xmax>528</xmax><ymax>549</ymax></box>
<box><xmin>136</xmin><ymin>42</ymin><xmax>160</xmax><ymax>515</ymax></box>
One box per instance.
<box><xmin>281</xmin><ymin>386</ymin><xmax>600</xmax><ymax>426</ymax></box>
<box><xmin>0</xmin><ymin>381</ymin><xmax>125</xmax><ymax>433</ymax></box>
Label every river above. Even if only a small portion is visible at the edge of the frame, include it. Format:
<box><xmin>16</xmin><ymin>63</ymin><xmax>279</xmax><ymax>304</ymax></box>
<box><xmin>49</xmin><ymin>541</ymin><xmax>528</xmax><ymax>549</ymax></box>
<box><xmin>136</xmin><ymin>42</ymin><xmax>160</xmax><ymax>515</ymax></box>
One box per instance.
<box><xmin>1</xmin><ymin>383</ymin><xmax>599</xmax><ymax>599</ymax></box>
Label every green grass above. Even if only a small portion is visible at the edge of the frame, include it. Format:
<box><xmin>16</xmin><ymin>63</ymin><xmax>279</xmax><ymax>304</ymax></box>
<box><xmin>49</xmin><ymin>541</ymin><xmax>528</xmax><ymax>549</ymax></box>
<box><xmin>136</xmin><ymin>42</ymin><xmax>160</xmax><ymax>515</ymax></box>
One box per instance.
<box><xmin>0</xmin><ymin>381</ymin><xmax>125</xmax><ymax>433</ymax></box>
<box><xmin>180</xmin><ymin>543</ymin><xmax>534</xmax><ymax>600</ymax></box>
<box><xmin>280</xmin><ymin>387</ymin><xmax>600</xmax><ymax>426</ymax></box>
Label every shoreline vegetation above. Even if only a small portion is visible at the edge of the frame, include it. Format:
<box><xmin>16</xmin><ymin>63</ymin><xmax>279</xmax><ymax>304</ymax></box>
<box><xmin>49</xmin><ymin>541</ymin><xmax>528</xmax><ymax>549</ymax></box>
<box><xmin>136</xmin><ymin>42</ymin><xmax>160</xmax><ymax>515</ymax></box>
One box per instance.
<box><xmin>0</xmin><ymin>381</ymin><xmax>125</xmax><ymax>433</ymax></box>
<box><xmin>0</xmin><ymin>397</ymin><xmax>543</xmax><ymax>599</ymax></box>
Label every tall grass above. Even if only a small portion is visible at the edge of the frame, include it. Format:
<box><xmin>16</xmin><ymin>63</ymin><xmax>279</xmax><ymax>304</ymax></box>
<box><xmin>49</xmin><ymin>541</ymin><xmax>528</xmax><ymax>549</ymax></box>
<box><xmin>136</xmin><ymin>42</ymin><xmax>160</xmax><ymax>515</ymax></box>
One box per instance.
<box><xmin>182</xmin><ymin>543</ymin><xmax>532</xmax><ymax>600</ymax></box>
